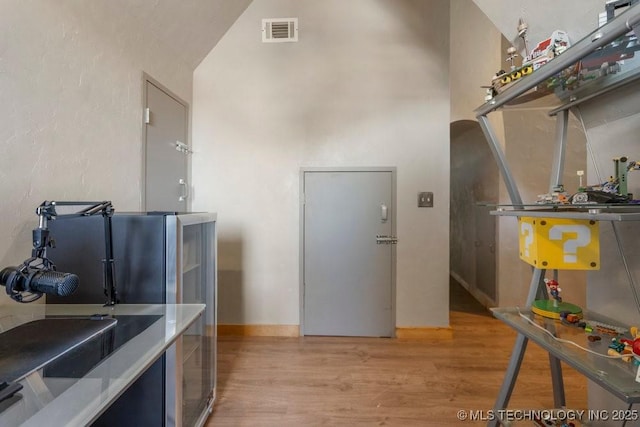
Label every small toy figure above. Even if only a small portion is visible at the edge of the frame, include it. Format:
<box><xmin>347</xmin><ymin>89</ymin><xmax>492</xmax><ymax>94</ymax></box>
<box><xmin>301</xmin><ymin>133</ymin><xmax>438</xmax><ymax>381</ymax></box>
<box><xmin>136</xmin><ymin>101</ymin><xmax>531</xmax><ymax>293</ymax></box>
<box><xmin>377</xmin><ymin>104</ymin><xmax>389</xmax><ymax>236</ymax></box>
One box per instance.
<box><xmin>627</xmin><ymin>326</ymin><xmax>640</xmax><ymax>363</ymax></box>
<box><xmin>533</xmin><ymin>279</ymin><xmax>582</xmax><ymax>320</ymax></box>
<box><xmin>545</xmin><ymin>278</ymin><xmax>562</xmax><ymax>303</ymax></box>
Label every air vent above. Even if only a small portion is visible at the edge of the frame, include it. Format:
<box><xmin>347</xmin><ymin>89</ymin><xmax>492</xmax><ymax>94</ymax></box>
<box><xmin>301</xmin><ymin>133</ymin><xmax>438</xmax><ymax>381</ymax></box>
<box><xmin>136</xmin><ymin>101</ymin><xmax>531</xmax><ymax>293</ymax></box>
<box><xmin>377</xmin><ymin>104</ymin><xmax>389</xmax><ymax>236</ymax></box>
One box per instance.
<box><xmin>262</xmin><ymin>18</ymin><xmax>298</xmax><ymax>43</ymax></box>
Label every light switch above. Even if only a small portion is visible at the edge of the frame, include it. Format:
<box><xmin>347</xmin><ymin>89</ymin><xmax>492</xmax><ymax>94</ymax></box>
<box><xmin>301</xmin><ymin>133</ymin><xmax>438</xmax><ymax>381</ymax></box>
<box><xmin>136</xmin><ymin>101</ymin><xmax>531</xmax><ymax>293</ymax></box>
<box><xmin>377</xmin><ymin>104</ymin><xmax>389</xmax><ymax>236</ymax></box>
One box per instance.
<box><xmin>418</xmin><ymin>192</ymin><xmax>433</xmax><ymax>208</ymax></box>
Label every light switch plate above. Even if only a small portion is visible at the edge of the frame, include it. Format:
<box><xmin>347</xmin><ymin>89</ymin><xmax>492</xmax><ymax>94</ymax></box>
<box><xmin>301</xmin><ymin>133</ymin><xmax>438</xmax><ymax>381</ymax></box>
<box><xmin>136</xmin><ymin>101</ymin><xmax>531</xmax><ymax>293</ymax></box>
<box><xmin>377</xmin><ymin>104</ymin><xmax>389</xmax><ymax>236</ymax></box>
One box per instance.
<box><xmin>418</xmin><ymin>192</ymin><xmax>433</xmax><ymax>208</ymax></box>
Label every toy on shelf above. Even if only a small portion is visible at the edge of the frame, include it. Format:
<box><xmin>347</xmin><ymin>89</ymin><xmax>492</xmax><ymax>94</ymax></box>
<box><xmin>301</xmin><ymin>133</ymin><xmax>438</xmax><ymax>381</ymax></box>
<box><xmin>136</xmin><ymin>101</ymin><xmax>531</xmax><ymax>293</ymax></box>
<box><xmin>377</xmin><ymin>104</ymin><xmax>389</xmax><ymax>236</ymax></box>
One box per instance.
<box><xmin>484</xmin><ymin>24</ymin><xmax>571</xmax><ymax>101</ymax></box>
<box><xmin>483</xmin><ymin>0</ymin><xmax>640</xmax><ymax>104</ymax></box>
<box><xmin>570</xmin><ymin>156</ymin><xmax>640</xmax><ymax>204</ymax></box>
<box><xmin>531</xmin><ymin>278</ymin><xmax>583</xmax><ymax>320</ymax></box>
<box><xmin>607</xmin><ymin>337</ymin><xmax>634</xmax><ymax>362</ymax></box>
<box><xmin>606</xmin><ymin>334</ymin><xmax>640</xmax><ymax>364</ymax></box>
<box><xmin>592</xmin><ymin>324</ymin><xmax>640</xmax><ymax>366</ymax></box>
<box><xmin>536</xmin><ymin>185</ymin><xmax>570</xmax><ymax>204</ymax></box>
<box><xmin>624</xmin><ymin>325</ymin><xmax>640</xmax><ymax>363</ymax></box>
<box><xmin>570</xmin><ymin>0</ymin><xmax>640</xmax><ymax>85</ymax></box>
<box><xmin>535</xmin><ymin>156</ymin><xmax>640</xmax><ymax>205</ymax></box>
<box><xmin>533</xmin><ymin>420</ymin><xmax>577</xmax><ymax>427</ymax></box>
<box><xmin>585</xmin><ymin>320</ymin><xmax>627</xmax><ymax>335</ymax></box>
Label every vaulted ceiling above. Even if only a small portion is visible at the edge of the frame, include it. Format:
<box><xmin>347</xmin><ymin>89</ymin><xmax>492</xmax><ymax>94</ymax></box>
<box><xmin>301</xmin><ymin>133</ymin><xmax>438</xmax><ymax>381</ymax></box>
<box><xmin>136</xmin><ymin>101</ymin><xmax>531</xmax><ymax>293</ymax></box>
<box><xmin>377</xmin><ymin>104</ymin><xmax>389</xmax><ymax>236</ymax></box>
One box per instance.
<box><xmin>62</xmin><ymin>0</ymin><xmax>253</xmax><ymax>70</ymax></box>
<box><xmin>59</xmin><ymin>0</ymin><xmax>611</xmax><ymax>74</ymax></box>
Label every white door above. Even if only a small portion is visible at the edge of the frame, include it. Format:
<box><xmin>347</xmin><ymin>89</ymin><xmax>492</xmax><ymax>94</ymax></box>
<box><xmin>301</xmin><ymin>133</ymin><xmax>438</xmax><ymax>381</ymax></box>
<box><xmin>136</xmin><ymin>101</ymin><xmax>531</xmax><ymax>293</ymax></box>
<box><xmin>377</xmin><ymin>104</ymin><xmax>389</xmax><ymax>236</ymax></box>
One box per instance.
<box><xmin>302</xmin><ymin>170</ymin><xmax>396</xmax><ymax>337</ymax></box>
<box><xmin>144</xmin><ymin>79</ymin><xmax>189</xmax><ymax>212</ymax></box>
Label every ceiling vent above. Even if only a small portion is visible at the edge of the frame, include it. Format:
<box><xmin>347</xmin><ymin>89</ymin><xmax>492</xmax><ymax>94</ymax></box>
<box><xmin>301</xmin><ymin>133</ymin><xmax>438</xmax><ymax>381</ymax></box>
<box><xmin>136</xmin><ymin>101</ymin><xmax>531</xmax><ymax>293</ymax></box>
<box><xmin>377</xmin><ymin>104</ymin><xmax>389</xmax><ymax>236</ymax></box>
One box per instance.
<box><xmin>262</xmin><ymin>18</ymin><xmax>298</xmax><ymax>43</ymax></box>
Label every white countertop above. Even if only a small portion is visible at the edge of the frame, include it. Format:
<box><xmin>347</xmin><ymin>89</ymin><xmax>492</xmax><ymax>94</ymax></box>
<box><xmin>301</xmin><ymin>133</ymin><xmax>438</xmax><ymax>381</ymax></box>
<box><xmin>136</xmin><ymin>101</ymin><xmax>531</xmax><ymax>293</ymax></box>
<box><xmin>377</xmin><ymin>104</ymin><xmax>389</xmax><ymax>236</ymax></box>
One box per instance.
<box><xmin>0</xmin><ymin>303</ymin><xmax>205</xmax><ymax>426</ymax></box>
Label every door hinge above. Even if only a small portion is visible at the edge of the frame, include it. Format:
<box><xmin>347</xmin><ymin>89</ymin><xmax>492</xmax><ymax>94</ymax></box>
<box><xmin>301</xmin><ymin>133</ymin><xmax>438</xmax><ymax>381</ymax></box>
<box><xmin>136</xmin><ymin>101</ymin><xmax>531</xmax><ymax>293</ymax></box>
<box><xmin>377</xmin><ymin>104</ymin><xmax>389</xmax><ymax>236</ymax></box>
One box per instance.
<box><xmin>144</xmin><ymin>108</ymin><xmax>150</xmax><ymax>124</ymax></box>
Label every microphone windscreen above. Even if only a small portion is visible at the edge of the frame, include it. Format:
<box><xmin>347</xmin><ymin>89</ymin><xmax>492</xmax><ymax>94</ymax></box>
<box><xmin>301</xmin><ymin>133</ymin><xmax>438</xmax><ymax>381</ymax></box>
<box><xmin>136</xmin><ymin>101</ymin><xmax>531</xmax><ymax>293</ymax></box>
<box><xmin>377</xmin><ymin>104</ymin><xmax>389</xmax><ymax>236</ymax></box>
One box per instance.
<box><xmin>0</xmin><ymin>267</ymin><xmax>20</xmax><ymax>289</ymax></box>
<box><xmin>28</xmin><ymin>271</ymin><xmax>79</xmax><ymax>297</ymax></box>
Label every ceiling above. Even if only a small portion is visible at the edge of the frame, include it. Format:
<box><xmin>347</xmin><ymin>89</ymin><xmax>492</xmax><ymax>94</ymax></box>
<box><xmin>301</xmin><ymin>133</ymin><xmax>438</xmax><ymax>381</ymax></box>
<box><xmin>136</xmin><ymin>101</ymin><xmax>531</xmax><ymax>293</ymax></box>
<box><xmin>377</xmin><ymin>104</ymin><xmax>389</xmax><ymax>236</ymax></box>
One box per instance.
<box><xmin>64</xmin><ymin>0</ymin><xmax>253</xmax><ymax>70</ymax></box>
<box><xmin>66</xmin><ymin>0</ymin><xmax>610</xmax><ymax>72</ymax></box>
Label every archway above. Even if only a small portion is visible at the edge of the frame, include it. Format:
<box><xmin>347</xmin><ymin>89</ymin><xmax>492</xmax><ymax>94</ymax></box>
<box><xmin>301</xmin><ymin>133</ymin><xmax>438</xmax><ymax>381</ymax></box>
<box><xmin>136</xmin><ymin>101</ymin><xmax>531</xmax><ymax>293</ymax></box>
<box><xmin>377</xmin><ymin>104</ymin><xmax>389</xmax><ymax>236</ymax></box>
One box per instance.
<box><xmin>450</xmin><ymin>120</ymin><xmax>499</xmax><ymax>309</ymax></box>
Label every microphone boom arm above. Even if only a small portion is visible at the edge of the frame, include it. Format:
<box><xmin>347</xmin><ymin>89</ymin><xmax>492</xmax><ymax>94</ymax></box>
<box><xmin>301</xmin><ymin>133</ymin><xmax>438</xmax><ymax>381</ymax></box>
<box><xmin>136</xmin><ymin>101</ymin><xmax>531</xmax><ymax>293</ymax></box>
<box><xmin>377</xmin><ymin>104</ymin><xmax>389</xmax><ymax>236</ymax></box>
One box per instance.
<box><xmin>32</xmin><ymin>201</ymin><xmax>118</xmax><ymax>306</ymax></box>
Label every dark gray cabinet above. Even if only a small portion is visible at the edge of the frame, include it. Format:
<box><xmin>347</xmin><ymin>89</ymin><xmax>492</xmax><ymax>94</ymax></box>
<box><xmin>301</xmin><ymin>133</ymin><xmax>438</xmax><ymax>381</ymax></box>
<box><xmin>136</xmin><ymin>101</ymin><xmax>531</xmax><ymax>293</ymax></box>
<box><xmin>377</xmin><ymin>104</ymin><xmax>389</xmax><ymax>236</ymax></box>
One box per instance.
<box><xmin>47</xmin><ymin>212</ymin><xmax>217</xmax><ymax>427</ymax></box>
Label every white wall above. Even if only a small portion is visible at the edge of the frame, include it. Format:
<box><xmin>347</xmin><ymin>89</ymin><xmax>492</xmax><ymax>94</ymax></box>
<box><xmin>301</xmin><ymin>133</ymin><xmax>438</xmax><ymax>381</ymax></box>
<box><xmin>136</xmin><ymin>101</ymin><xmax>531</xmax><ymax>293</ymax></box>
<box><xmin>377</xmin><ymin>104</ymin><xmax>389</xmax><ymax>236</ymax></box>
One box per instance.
<box><xmin>0</xmin><ymin>1</ymin><xmax>193</xmax><ymax>304</ymax></box>
<box><xmin>193</xmin><ymin>0</ymin><xmax>451</xmax><ymax>327</ymax></box>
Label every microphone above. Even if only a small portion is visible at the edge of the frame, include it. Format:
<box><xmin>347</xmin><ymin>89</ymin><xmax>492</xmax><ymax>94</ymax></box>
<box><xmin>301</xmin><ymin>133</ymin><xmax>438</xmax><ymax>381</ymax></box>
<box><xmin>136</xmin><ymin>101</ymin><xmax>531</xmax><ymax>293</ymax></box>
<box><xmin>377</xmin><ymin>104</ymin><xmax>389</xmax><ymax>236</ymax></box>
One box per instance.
<box><xmin>0</xmin><ymin>267</ymin><xmax>79</xmax><ymax>298</ymax></box>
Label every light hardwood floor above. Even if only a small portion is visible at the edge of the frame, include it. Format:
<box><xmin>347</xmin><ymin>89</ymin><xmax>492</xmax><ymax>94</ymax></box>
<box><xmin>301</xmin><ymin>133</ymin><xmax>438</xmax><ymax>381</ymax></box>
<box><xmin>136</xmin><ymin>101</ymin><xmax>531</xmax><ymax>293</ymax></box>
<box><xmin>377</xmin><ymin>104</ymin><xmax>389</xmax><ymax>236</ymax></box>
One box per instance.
<box><xmin>206</xmin><ymin>281</ymin><xmax>587</xmax><ymax>426</ymax></box>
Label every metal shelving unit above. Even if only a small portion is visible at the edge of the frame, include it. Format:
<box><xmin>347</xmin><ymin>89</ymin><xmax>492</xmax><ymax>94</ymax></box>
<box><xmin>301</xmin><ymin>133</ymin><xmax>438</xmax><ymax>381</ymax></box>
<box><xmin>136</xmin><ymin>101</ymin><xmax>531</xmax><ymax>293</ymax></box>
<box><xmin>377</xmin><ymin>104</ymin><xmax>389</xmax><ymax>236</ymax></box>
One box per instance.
<box><xmin>475</xmin><ymin>4</ymin><xmax>640</xmax><ymax>426</ymax></box>
<box><xmin>491</xmin><ymin>206</ymin><xmax>640</xmax><ymax>221</ymax></box>
<box><xmin>492</xmin><ymin>307</ymin><xmax>640</xmax><ymax>404</ymax></box>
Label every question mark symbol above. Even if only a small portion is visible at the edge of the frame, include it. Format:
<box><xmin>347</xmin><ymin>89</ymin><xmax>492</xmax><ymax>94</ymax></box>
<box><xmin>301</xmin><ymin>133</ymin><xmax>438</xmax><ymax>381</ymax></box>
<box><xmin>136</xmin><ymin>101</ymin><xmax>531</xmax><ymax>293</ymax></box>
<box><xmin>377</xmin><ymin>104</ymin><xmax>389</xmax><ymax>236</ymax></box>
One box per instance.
<box><xmin>549</xmin><ymin>225</ymin><xmax>591</xmax><ymax>263</ymax></box>
<box><xmin>521</xmin><ymin>222</ymin><xmax>534</xmax><ymax>257</ymax></box>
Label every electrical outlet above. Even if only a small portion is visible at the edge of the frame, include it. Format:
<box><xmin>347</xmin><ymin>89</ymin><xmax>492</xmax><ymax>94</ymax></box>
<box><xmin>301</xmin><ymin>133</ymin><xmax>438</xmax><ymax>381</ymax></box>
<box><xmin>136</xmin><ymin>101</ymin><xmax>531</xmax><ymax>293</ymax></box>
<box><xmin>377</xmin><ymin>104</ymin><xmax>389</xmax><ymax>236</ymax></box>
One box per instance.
<box><xmin>418</xmin><ymin>192</ymin><xmax>433</xmax><ymax>208</ymax></box>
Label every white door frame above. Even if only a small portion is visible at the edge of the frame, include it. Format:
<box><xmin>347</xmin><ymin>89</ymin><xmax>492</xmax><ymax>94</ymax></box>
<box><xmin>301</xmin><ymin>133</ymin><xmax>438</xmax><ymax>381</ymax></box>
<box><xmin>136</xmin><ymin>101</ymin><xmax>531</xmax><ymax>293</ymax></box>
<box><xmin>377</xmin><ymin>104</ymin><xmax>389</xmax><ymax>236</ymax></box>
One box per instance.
<box><xmin>141</xmin><ymin>72</ymin><xmax>190</xmax><ymax>211</ymax></box>
<box><xmin>299</xmin><ymin>167</ymin><xmax>397</xmax><ymax>336</ymax></box>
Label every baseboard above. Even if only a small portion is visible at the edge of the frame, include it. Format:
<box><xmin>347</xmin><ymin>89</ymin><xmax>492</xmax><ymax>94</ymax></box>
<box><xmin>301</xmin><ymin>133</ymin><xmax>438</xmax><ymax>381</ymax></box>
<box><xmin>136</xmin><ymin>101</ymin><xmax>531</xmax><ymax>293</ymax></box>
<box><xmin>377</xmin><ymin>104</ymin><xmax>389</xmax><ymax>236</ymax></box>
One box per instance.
<box><xmin>450</xmin><ymin>271</ymin><xmax>496</xmax><ymax>308</ymax></box>
<box><xmin>217</xmin><ymin>324</ymin><xmax>300</xmax><ymax>337</ymax></box>
<box><xmin>215</xmin><ymin>324</ymin><xmax>452</xmax><ymax>339</ymax></box>
<box><xmin>395</xmin><ymin>327</ymin><xmax>453</xmax><ymax>339</ymax></box>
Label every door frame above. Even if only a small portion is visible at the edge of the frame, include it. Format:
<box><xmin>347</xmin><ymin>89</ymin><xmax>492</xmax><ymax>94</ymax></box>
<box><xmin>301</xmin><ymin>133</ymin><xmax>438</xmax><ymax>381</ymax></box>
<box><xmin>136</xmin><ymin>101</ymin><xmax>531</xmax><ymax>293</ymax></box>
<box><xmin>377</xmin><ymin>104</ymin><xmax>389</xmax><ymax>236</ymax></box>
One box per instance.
<box><xmin>299</xmin><ymin>167</ymin><xmax>397</xmax><ymax>336</ymax></box>
<box><xmin>141</xmin><ymin>72</ymin><xmax>190</xmax><ymax>211</ymax></box>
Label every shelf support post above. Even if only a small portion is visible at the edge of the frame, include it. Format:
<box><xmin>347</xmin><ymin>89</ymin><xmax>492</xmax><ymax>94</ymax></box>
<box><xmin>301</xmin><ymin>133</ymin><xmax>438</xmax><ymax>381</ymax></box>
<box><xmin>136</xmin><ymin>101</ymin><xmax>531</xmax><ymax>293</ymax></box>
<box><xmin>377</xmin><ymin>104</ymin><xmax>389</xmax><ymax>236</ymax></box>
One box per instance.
<box><xmin>549</xmin><ymin>352</ymin><xmax>566</xmax><ymax>408</ymax></box>
<box><xmin>535</xmin><ymin>274</ymin><xmax>566</xmax><ymax>407</ymax></box>
<box><xmin>547</xmin><ymin>110</ymin><xmax>570</xmax><ymax>408</ymax></box>
<box><xmin>488</xmin><ymin>268</ymin><xmax>546</xmax><ymax>427</ymax></box>
<box><xmin>478</xmin><ymin>114</ymin><xmax>524</xmax><ymax>208</ymax></box>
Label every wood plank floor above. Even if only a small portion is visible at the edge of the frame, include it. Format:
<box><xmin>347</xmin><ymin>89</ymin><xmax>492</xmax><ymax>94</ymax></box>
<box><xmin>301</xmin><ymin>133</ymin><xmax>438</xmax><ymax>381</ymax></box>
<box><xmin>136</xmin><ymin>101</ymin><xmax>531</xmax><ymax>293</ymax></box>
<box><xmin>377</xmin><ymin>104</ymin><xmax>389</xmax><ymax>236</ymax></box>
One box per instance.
<box><xmin>206</xmin><ymin>281</ymin><xmax>587</xmax><ymax>426</ymax></box>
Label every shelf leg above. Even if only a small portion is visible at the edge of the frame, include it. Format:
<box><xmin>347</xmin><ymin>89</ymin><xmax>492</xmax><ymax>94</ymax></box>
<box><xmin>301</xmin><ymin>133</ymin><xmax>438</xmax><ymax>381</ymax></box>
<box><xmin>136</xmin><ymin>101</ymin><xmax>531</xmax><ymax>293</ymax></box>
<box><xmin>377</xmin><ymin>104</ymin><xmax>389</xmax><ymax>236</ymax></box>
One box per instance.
<box><xmin>478</xmin><ymin>114</ymin><xmax>523</xmax><ymax>207</ymax></box>
<box><xmin>548</xmin><ymin>354</ymin><xmax>566</xmax><ymax>408</ymax></box>
<box><xmin>488</xmin><ymin>333</ymin><xmax>529</xmax><ymax>427</ymax></box>
<box><xmin>488</xmin><ymin>269</ymin><xmax>546</xmax><ymax>427</ymax></box>
<box><xmin>525</xmin><ymin>268</ymin><xmax>547</xmax><ymax>307</ymax></box>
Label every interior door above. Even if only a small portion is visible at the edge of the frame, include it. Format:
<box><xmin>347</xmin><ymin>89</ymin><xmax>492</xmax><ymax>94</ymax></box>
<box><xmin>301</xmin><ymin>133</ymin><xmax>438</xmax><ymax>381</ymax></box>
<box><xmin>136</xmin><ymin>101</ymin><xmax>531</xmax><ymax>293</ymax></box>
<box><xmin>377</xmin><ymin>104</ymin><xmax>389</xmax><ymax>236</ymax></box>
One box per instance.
<box><xmin>303</xmin><ymin>170</ymin><xmax>395</xmax><ymax>337</ymax></box>
<box><xmin>144</xmin><ymin>79</ymin><xmax>189</xmax><ymax>212</ymax></box>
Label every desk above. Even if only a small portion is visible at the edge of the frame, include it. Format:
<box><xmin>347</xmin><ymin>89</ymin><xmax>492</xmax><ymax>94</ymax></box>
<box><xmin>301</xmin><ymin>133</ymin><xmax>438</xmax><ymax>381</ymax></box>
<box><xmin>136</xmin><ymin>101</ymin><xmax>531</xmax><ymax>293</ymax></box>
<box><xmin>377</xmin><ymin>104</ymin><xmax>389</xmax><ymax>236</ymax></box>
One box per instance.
<box><xmin>0</xmin><ymin>303</ymin><xmax>205</xmax><ymax>427</ymax></box>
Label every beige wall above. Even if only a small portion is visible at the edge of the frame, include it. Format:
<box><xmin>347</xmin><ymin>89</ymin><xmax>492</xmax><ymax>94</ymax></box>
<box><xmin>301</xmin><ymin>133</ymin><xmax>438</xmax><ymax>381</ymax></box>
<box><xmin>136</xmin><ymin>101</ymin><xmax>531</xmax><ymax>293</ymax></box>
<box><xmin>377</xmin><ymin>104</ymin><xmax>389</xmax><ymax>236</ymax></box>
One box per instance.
<box><xmin>449</xmin><ymin>0</ymin><xmax>503</xmax><ymax>305</ymax></box>
<box><xmin>450</xmin><ymin>0</ymin><xmax>502</xmax><ymax>123</ymax></box>
<box><xmin>0</xmin><ymin>1</ymin><xmax>193</xmax><ymax>304</ymax></box>
<box><xmin>193</xmin><ymin>0</ymin><xmax>451</xmax><ymax>327</ymax></box>
<box><xmin>499</xmin><ymin>108</ymin><xmax>587</xmax><ymax>306</ymax></box>
<box><xmin>580</xmin><ymin>78</ymin><xmax>640</xmax><ymax>421</ymax></box>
